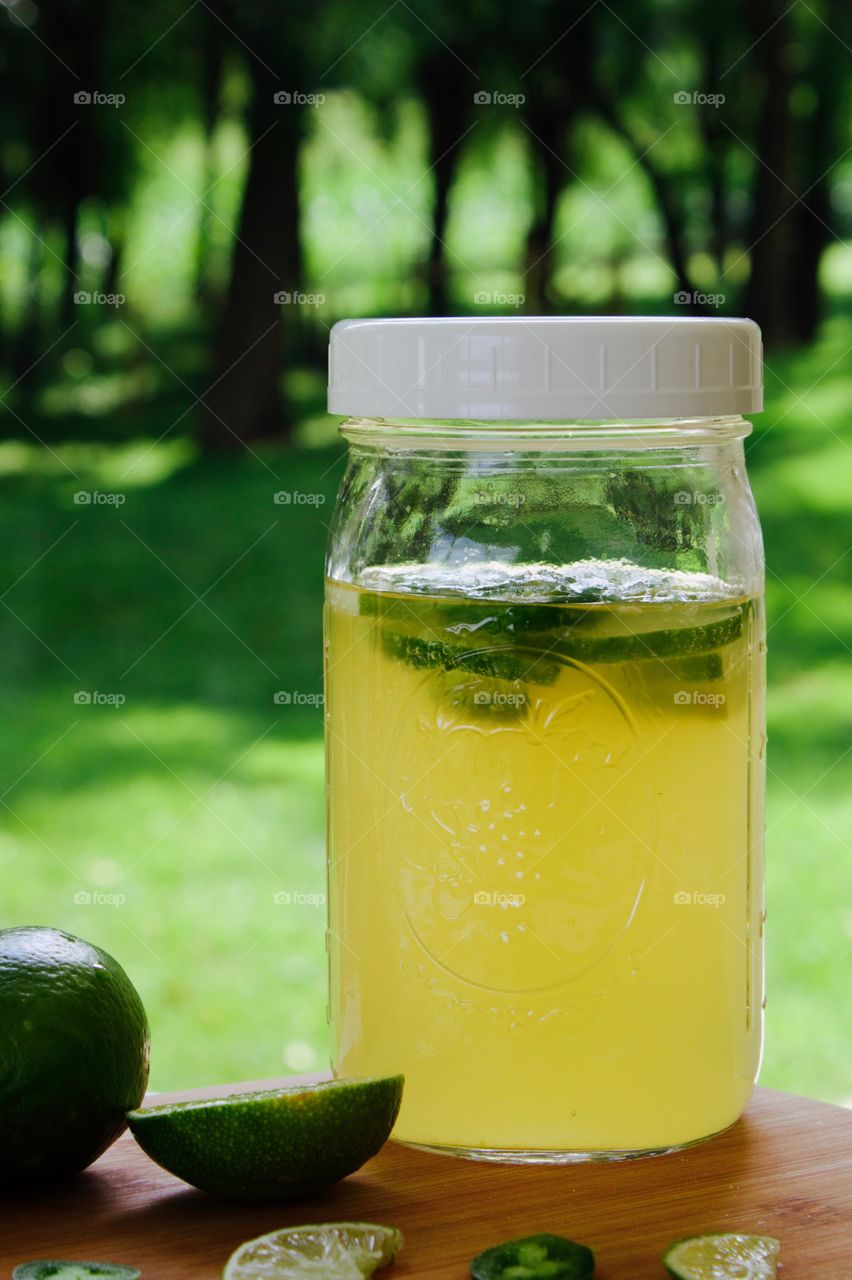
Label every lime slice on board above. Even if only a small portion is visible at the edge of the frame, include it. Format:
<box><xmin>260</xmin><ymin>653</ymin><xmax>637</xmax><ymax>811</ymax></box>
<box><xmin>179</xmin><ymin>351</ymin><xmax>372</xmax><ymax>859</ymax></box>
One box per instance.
<box><xmin>223</xmin><ymin>1223</ymin><xmax>403</xmax><ymax>1280</ymax></box>
<box><xmin>127</xmin><ymin>1075</ymin><xmax>403</xmax><ymax>1201</ymax></box>
<box><xmin>663</xmin><ymin>1233</ymin><xmax>781</xmax><ymax>1279</ymax></box>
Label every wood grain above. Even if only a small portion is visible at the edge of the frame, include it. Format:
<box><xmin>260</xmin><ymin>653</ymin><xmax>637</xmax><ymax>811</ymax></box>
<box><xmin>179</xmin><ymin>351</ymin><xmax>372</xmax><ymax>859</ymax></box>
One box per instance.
<box><xmin>0</xmin><ymin>1083</ymin><xmax>850</xmax><ymax>1279</ymax></box>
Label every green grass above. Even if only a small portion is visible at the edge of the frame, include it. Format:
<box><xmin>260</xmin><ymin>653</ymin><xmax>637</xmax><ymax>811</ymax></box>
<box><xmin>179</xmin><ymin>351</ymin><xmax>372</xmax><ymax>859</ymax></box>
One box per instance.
<box><xmin>0</xmin><ymin>442</ymin><xmax>342</xmax><ymax>1085</ymax></box>
<box><xmin>0</xmin><ymin>324</ymin><xmax>850</xmax><ymax>1102</ymax></box>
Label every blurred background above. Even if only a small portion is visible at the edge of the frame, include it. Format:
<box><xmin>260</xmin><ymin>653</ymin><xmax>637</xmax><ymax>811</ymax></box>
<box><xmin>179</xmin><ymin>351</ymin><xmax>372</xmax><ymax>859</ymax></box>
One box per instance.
<box><xmin>0</xmin><ymin>0</ymin><xmax>850</xmax><ymax>1098</ymax></box>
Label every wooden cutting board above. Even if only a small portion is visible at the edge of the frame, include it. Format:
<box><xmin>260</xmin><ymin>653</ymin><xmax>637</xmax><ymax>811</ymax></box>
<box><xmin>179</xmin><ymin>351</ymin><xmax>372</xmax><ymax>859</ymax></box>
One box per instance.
<box><xmin>1</xmin><ymin>1083</ymin><xmax>850</xmax><ymax>1279</ymax></box>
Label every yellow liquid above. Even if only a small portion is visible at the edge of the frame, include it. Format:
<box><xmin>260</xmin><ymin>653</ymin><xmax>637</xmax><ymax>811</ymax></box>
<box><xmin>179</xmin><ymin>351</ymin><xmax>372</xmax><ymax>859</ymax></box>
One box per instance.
<box><xmin>325</xmin><ymin>574</ymin><xmax>764</xmax><ymax>1156</ymax></box>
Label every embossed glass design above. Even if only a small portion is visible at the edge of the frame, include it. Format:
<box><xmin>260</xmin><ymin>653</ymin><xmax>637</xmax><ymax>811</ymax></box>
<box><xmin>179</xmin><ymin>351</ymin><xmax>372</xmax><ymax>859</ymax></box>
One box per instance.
<box><xmin>324</xmin><ymin>418</ymin><xmax>765</xmax><ymax>1162</ymax></box>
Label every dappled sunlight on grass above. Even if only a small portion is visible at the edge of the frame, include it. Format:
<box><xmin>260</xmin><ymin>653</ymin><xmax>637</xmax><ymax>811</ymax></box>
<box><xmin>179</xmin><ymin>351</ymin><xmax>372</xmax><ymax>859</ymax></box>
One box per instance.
<box><xmin>0</xmin><ymin>698</ymin><xmax>327</xmax><ymax>1087</ymax></box>
<box><xmin>0</xmin><ymin>438</ymin><xmax>196</xmax><ymax>486</ymax></box>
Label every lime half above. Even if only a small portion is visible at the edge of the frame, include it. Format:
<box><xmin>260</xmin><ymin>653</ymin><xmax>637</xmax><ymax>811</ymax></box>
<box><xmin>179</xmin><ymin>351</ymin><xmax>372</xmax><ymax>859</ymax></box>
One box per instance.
<box><xmin>663</xmin><ymin>1233</ymin><xmax>781</xmax><ymax>1279</ymax></box>
<box><xmin>127</xmin><ymin>1075</ymin><xmax>403</xmax><ymax>1201</ymax></box>
<box><xmin>223</xmin><ymin>1223</ymin><xmax>403</xmax><ymax>1280</ymax></box>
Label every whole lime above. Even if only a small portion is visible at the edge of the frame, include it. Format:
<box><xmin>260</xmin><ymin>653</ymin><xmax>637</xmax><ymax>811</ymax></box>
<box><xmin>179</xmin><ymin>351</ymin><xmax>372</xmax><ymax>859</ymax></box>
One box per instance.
<box><xmin>0</xmin><ymin>926</ymin><xmax>150</xmax><ymax>1185</ymax></box>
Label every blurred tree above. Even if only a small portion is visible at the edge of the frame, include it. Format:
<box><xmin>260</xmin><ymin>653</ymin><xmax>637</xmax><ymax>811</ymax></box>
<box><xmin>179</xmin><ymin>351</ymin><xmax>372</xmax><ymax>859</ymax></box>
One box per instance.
<box><xmin>742</xmin><ymin>0</ymin><xmax>799</xmax><ymax>346</ymax></box>
<box><xmin>399</xmin><ymin>2</ymin><xmax>483</xmax><ymax>316</ymax></box>
<box><xmin>194</xmin><ymin>8</ymin><xmax>228</xmax><ymax>310</ymax></box>
<box><xmin>0</xmin><ymin>0</ymin><xmax>131</xmax><ymax>370</ymax></box>
<box><xmin>788</xmin><ymin>0</ymin><xmax>850</xmax><ymax>343</ymax></box>
<box><xmin>511</xmin><ymin>1</ymin><xmax>594</xmax><ymax>312</ymax></box>
<box><xmin>201</xmin><ymin>1</ymin><xmax>312</xmax><ymax>446</ymax></box>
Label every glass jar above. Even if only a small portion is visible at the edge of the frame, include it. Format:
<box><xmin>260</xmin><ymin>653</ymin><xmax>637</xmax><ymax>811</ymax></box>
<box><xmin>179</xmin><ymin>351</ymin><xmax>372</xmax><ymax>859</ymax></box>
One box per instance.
<box><xmin>324</xmin><ymin>317</ymin><xmax>765</xmax><ymax>1162</ymax></box>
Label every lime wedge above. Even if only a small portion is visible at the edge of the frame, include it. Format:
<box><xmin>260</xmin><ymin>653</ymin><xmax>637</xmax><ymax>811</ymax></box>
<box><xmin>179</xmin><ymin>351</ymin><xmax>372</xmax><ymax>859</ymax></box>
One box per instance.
<box><xmin>127</xmin><ymin>1075</ymin><xmax>403</xmax><ymax>1201</ymax></box>
<box><xmin>223</xmin><ymin>1223</ymin><xmax>403</xmax><ymax>1280</ymax></box>
<box><xmin>13</xmin><ymin>1266</ymin><xmax>140</xmax><ymax>1280</ymax></box>
<box><xmin>471</xmin><ymin>1233</ymin><xmax>595</xmax><ymax>1279</ymax></box>
<box><xmin>663</xmin><ymin>1233</ymin><xmax>781</xmax><ymax>1279</ymax></box>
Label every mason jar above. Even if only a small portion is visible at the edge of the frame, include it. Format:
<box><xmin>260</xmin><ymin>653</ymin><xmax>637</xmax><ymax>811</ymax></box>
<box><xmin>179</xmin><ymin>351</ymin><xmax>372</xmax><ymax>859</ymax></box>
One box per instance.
<box><xmin>324</xmin><ymin>317</ymin><xmax>765</xmax><ymax>1162</ymax></box>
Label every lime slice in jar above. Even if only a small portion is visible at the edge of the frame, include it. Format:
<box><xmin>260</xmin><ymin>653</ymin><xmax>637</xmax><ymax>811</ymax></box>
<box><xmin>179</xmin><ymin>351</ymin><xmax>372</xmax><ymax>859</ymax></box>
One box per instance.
<box><xmin>543</xmin><ymin>607</ymin><xmax>747</xmax><ymax>666</ymax></box>
<box><xmin>380</xmin><ymin>628</ymin><xmax>562</xmax><ymax>687</ymax></box>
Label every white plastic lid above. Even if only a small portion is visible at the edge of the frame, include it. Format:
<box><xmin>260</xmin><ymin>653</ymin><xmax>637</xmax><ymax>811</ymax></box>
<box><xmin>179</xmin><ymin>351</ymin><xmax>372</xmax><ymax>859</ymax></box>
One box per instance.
<box><xmin>328</xmin><ymin>315</ymin><xmax>762</xmax><ymax>420</ymax></box>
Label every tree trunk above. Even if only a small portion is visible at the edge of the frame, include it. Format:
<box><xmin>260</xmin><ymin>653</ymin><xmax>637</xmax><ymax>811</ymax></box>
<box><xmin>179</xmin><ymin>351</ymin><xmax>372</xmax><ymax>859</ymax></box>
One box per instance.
<box><xmin>698</xmin><ymin>34</ymin><xmax>728</xmax><ymax>276</ymax></box>
<box><xmin>203</xmin><ymin>64</ymin><xmax>301</xmax><ymax>448</ymax></box>
<box><xmin>522</xmin><ymin>110</ymin><xmax>563</xmax><ymax>314</ymax></box>
<box><xmin>194</xmin><ymin>13</ymin><xmax>225</xmax><ymax>309</ymax></box>
<box><xmin>743</xmin><ymin>0</ymin><xmax>797</xmax><ymax>346</ymax></box>
<box><xmin>59</xmin><ymin>196</ymin><xmax>82</xmax><ymax>328</ymax></box>
<box><xmin>104</xmin><ymin>210</ymin><xmax>125</xmax><ymax>302</ymax></box>
<box><xmin>12</xmin><ymin>222</ymin><xmax>44</xmax><ymax>381</ymax></box>
<box><xmin>420</xmin><ymin>57</ymin><xmax>470</xmax><ymax>316</ymax></box>
<box><xmin>791</xmin><ymin>0</ymin><xmax>844</xmax><ymax>343</ymax></box>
